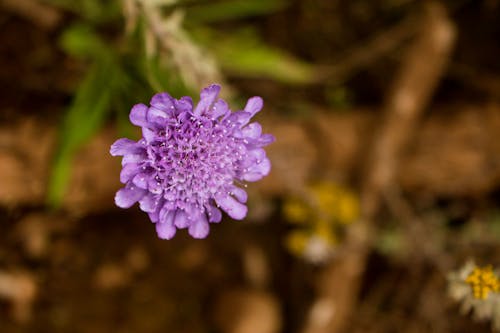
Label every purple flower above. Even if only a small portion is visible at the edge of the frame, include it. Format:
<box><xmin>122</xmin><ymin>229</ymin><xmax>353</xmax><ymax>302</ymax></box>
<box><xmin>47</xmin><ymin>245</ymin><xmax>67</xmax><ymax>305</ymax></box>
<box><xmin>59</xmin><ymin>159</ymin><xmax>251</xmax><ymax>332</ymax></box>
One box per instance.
<box><xmin>110</xmin><ymin>84</ymin><xmax>274</xmax><ymax>239</ymax></box>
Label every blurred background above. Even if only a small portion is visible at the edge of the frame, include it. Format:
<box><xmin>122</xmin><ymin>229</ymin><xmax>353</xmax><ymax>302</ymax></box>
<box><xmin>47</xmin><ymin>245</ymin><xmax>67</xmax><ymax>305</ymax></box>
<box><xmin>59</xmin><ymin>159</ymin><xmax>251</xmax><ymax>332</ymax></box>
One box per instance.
<box><xmin>1</xmin><ymin>0</ymin><xmax>500</xmax><ymax>332</ymax></box>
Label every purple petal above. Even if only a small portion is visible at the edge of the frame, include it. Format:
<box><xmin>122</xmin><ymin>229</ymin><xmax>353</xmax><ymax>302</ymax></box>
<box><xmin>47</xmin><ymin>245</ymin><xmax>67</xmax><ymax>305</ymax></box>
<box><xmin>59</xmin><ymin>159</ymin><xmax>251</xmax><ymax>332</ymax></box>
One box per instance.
<box><xmin>132</xmin><ymin>173</ymin><xmax>149</xmax><ymax>189</ymax></box>
<box><xmin>188</xmin><ymin>217</ymin><xmax>209</xmax><ymax>239</ymax></box>
<box><xmin>174</xmin><ymin>210</ymin><xmax>189</xmax><ymax>229</ymax></box>
<box><xmin>156</xmin><ymin>209</ymin><xmax>177</xmax><ymax>239</ymax></box>
<box><xmin>211</xmin><ymin>99</ymin><xmax>230</xmax><ymax>119</ymax></box>
<box><xmin>256</xmin><ymin>134</ymin><xmax>275</xmax><ymax>146</ymax></box>
<box><xmin>159</xmin><ymin>203</ymin><xmax>171</xmax><ymax>221</ymax></box>
<box><xmin>176</xmin><ymin>111</ymin><xmax>191</xmax><ymax>126</ymax></box>
<box><xmin>231</xmin><ymin>187</ymin><xmax>248</xmax><ymax>203</ymax></box>
<box><xmin>156</xmin><ymin>222</ymin><xmax>176</xmax><ymax>239</ymax></box>
<box><xmin>148</xmin><ymin>210</ymin><xmax>160</xmax><ymax>223</ymax></box>
<box><xmin>150</xmin><ymin>92</ymin><xmax>175</xmax><ymax>110</ymax></box>
<box><xmin>244</xmin><ymin>96</ymin><xmax>263</xmax><ymax>116</ymax></box>
<box><xmin>184</xmin><ymin>203</ymin><xmax>201</xmax><ymax>218</ymax></box>
<box><xmin>241</xmin><ymin>123</ymin><xmax>262</xmax><ymax>138</ymax></box>
<box><xmin>215</xmin><ymin>194</ymin><xmax>248</xmax><ymax>220</ymax></box>
<box><xmin>241</xmin><ymin>149</ymin><xmax>266</xmax><ymax>166</ymax></box>
<box><xmin>148</xmin><ymin>177</ymin><xmax>163</xmax><ymax>195</ymax></box>
<box><xmin>115</xmin><ymin>185</ymin><xmax>147</xmax><ymax>208</ymax></box>
<box><xmin>129</xmin><ymin>104</ymin><xmax>148</xmax><ymax>127</ymax></box>
<box><xmin>245</xmin><ymin>134</ymin><xmax>275</xmax><ymax>148</ymax></box>
<box><xmin>242</xmin><ymin>158</ymin><xmax>271</xmax><ymax>181</ymax></box>
<box><xmin>206</xmin><ymin>204</ymin><xmax>222</xmax><ymax>223</ymax></box>
<box><xmin>175</xmin><ymin>96</ymin><xmax>194</xmax><ymax>113</ymax></box>
<box><xmin>194</xmin><ymin>84</ymin><xmax>221</xmax><ymax>116</ymax></box>
<box><xmin>122</xmin><ymin>150</ymin><xmax>147</xmax><ymax>165</ymax></box>
<box><xmin>110</xmin><ymin>138</ymin><xmax>141</xmax><ymax>156</ymax></box>
<box><xmin>147</xmin><ymin>106</ymin><xmax>169</xmax><ymax>125</ymax></box>
<box><xmin>120</xmin><ymin>163</ymin><xmax>139</xmax><ymax>183</ymax></box>
<box><xmin>227</xmin><ymin>111</ymin><xmax>252</xmax><ymax>127</ymax></box>
<box><xmin>142</xmin><ymin>126</ymin><xmax>157</xmax><ymax>143</ymax></box>
<box><xmin>162</xmin><ymin>210</ymin><xmax>175</xmax><ymax>225</ymax></box>
<box><xmin>139</xmin><ymin>194</ymin><xmax>162</xmax><ymax>213</ymax></box>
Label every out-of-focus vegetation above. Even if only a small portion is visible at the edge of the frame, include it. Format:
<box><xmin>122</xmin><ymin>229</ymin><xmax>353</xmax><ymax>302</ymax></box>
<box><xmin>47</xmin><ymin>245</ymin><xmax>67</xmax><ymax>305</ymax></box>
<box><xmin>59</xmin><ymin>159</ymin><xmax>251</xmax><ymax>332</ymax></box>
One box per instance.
<box><xmin>449</xmin><ymin>261</ymin><xmax>500</xmax><ymax>331</ymax></box>
<box><xmin>283</xmin><ymin>181</ymin><xmax>360</xmax><ymax>263</ymax></box>
<box><xmin>47</xmin><ymin>0</ymin><xmax>316</xmax><ymax>206</ymax></box>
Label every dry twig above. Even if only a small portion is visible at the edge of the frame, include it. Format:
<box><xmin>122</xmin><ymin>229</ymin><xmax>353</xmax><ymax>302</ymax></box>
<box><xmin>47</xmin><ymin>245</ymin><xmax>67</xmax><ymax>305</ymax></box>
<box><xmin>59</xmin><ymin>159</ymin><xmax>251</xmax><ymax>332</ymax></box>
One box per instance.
<box><xmin>317</xmin><ymin>13</ymin><xmax>419</xmax><ymax>83</ymax></box>
<box><xmin>300</xmin><ymin>2</ymin><xmax>456</xmax><ymax>333</ymax></box>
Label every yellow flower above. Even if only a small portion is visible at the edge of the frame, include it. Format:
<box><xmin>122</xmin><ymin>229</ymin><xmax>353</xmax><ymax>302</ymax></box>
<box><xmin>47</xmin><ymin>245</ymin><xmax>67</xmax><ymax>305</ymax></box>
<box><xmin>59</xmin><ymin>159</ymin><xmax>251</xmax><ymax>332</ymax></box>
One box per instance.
<box><xmin>309</xmin><ymin>182</ymin><xmax>338</xmax><ymax>216</ymax></box>
<box><xmin>310</xmin><ymin>182</ymin><xmax>360</xmax><ymax>224</ymax></box>
<box><xmin>283</xmin><ymin>198</ymin><xmax>310</xmax><ymax>224</ymax></box>
<box><xmin>313</xmin><ymin>222</ymin><xmax>337</xmax><ymax>246</ymax></box>
<box><xmin>283</xmin><ymin>181</ymin><xmax>360</xmax><ymax>262</ymax></box>
<box><xmin>285</xmin><ymin>230</ymin><xmax>310</xmax><ymax>256</ymax></box>
<box><xmin>285</xmin><ymin>226</ymin><xmax>337</xmax><ymax>263</ymax></box>
<box><xmin>465</xmin><ymin>265</ymin><xmax>500</xmax><ymax>300</ymax></box>
<box><xmin>336</xmin><ymin>192</ymin><xmax>359</xmax><ymax>224</ymax></box>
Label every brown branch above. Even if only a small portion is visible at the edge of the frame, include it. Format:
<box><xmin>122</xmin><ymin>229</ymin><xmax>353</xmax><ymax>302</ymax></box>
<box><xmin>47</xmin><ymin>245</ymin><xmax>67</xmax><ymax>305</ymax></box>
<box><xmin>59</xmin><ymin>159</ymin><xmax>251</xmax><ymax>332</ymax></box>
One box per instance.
<box><xmin>300</xmin><ymin>2</ymin><xmax>456</xmax><ymax>333</ymax></box>
<box><xmin>315</xmin><ymin>13</ymin><xmax>419</xmax><ymax>84</ymax></box>
<box><xmin>363</xmin><ymin>2</ymin><xmax>456</xmax><ymax>218</ymax></box>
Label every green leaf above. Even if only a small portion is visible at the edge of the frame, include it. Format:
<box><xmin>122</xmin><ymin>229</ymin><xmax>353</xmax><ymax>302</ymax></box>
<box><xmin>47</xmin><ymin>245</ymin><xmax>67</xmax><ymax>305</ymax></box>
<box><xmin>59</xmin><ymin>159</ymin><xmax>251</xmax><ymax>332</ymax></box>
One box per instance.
<box><xmin>200</xmin><ymin>28</ymin><xmax>315</xmax><ymax>84</ymax></box>
<box><xmin>59</xmin><ymin>24</ymin><xmax>109</xmax><ymax>59</ymax></box>
<box><xmin>48</xmin><ymin>55</ymin><xmax>123</xmax><ymax>207</ymax></box>
<box><xmin>185</xmin><ymin>0</ymin><xmax>288</xmax><ymax>23</ymax></box>
<box><xmin>144</xmin><ymin>54</ymin><xmax>192</xmax><ymax>96</ymax></box>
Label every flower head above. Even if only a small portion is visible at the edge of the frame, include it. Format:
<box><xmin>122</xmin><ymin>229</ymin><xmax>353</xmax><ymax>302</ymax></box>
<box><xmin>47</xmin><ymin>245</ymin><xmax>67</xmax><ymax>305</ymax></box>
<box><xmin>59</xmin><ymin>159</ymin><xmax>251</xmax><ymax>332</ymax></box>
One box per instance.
<box><xmin>466</xmin><ymin>265</ymin><xmax>500</xmax><ymax>300</ymax></box>
<box><xmin>110</xmin><ymin>84</ymin><xmax>274</xmax><ymax>239</ymax></box>
<box><xmin>448</xmin><ymin>261</ymin><xmax>500</xmax><ymax>331</ymax></box>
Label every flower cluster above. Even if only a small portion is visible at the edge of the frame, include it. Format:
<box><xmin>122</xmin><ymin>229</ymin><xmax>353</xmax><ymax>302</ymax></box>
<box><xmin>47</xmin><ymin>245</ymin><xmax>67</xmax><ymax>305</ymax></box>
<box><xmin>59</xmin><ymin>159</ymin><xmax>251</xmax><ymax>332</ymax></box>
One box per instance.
<box><xmin>466</xmin><ymin>265</ymin><xmax>500</xmax><ymax>300</ymax></box>
<box><xmin>283</xmin><ymin>181</ymin><xmax>360</xmax><ymax>263</ymax></box>
<box><xmin>448</xmin><ymin>260</ymin><xmax>500</xmax><ymax>331</ymax></box>
<box><xmin>110</xmin><ymin>84</ymin><xmax>274</xmax><ymax>239</ymax></box>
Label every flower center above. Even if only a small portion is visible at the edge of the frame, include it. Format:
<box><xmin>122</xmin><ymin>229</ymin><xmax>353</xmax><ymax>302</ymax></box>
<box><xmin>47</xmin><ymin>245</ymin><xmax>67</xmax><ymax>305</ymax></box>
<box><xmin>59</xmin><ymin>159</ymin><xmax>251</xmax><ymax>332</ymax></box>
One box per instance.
<box><xmin>145</xmin><ymin>113</ymin><xmax>245</xmax><ymax>210</ymax></box>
